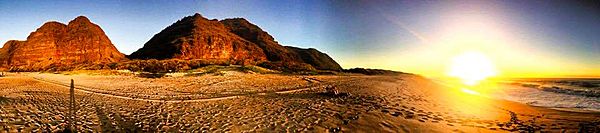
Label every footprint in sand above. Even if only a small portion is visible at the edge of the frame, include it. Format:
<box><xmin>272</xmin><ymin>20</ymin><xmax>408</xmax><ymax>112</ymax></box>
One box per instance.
<box><xmin>391</xmin><ymin>112</ymin><xmax>401</xmax><ymax>117</ymax></box>
<box><xmin>404</xmin><ymin>112</ymin><xmax>415</xmax><ymax>119</ymax></box>
<box><xmin>381</xmin><ymin>109</ymin><xmax>389</xmax><ymax>113</ymax></box>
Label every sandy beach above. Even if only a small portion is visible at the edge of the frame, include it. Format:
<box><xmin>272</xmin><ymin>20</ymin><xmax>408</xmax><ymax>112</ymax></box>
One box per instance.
<box><xmin>0</xmin><ymin>72</ymin><xmax>599</xmax><ymax>132</ymax></box>
<box><xmin>1</xmin><ymin>0</ymin><xmax>599</xmax><ymax>132</ymax></box>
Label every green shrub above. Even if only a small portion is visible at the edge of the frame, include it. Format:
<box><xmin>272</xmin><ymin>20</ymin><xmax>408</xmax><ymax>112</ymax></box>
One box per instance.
<box><xmin>258</xmin><ymin>61</ymin><xmax>315</xmax><ymax>73</ymax></box>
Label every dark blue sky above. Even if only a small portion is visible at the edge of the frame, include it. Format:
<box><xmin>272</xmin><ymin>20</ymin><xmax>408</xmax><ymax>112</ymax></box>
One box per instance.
<box><xmin>1</xmin><ymin>0</ymin><xmax>598</xmax><ymax>77</ymax></box>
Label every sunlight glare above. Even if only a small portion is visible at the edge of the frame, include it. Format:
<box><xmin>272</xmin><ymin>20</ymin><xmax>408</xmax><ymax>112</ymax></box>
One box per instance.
<box><xmin>447</xmin><ymin>51</ymin><xmax>497</xmax><ymax>85</ymax></box>
<box><xmin>461</xmin><ymin>88</ymin><xmax>480</xmax><ymax>95</ymax></box>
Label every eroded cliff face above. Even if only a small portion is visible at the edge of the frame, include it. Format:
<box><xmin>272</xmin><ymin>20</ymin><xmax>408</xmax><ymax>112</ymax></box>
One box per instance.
<box><xmin>285</xmin><ymin>46</ymin><xmax>342</xmax><ymax>71</ymax></box>
<box><xmin>0</xmin><ymin>16</ymin><xmax>126</xmax><ymax>71</ymax></box>
<box><xmin>59</xmin><ymin>16</ymin><xmax>125</xmax><ymax>64</ymax></box>
<box><xmin>220</xmin><ymin>18</ymin><xmax>301</xmax><ymax>63</ymax></box>
<box><xmin>1</xmin><ymin>13</ymin><xmax>343</xmax><ymax>72</ymax></box>
<box><xmin>128</xmin><ymin>13</ymin><xmax>267</xmax><ymax>65</ymax></box>
<box><xmin>220</xmin><ymin>18</ymin><xmax>342</xmax><ymax>71</ymax></box>
<box><xmin>129</xmin><ymin>14</ymin><xmax>342</xmax><ymax>70</ymax></box>
<box><xmin>0</xmin><ymin>40</ymin><xmax>25</xmax><ymax>67</ymax></box>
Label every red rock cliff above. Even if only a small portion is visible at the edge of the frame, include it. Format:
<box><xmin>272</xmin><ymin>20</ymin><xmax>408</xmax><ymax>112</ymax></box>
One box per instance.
<box><xmin>220</xmin><ymin>18</ymin><xmax>301</xmax><ymax>63</ymax></box>
<box><xmin>0</xmin><ymin>16</ymin><xmax>126</xmax><ymax>71</ymax></box>
<box><xmin>128</xmin><ymin>13</ymin><xmax>267</xmax><ymax>65</ymax></box>
<box><xmin>220</xmin><ymin>18</ymin><xmax>342</xmax><ymax>71</ymax></box>
<box><xmin>0</xmin><ymin>40</ymin><xmax>25</xmax><ymax>67</ymax></box>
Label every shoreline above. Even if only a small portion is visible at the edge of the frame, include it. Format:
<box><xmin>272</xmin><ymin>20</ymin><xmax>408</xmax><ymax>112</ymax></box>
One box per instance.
<box><xmin>432</xmin><ymin>77</ymin><xmax>600</xmax><ymax>114</ymax></box>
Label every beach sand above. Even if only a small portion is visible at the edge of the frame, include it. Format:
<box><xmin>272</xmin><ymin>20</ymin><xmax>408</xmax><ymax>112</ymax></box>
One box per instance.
<box><xmin>0</xmin><ymin>72</ymin><xmax>598</xmax><ymax>132</ymax></box>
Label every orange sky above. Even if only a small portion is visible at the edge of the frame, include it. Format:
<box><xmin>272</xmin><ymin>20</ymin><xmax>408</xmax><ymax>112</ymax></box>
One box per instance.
<box><xmin>337</xmin><ymin>1</ymin><xmax>600</xmax><ymax>79</ymax></box>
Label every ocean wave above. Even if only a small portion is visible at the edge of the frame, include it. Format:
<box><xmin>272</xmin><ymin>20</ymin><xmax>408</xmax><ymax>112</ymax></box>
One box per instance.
<box><xmin>494</xmin><ymin>81</ymin><xmax>600</xmax><ymax>112</ymax></box>
<box><xmin>516</xmin><ymin>79</ymin><xmax>600</xmax><ymax>98</ymax></box>
<box><xmin>538</xmin><ymin>86</ymin><xmax>600</xmax><ymax>98</ymax></box>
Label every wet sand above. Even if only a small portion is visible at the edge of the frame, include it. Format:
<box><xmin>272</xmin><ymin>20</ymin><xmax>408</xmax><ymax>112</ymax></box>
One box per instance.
<box><xmin>0</xmin><ymin>72</ymin><xmax>598</xmax><ymax>132</ymax></box>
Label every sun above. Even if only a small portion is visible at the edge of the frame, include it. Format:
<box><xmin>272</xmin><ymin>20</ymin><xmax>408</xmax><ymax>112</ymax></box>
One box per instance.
<box><xmin>447</xmin><ymin>51</ymin><xmax>497</xmax><ymax>85</ymax></box>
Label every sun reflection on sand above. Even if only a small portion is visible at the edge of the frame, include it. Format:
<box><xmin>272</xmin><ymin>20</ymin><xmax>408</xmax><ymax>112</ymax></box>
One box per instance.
<box><xmin>446</xmin><ymin>86</ymin><xmax>496</xmax><ymax>118</ymax></box>
<box><xmin>433</xmin><ymin>78</ymin><xmax>506</xmax><ymax>119</ymax></box>
<box><xmin>461</xmin><ymin>88</ymin><xmax>480</xmax><ymax>95</ymax></box>
<box><xmin>437</xmin><ymin>77</ymin><xmax>501</xmax><ymax>97</ymax></box>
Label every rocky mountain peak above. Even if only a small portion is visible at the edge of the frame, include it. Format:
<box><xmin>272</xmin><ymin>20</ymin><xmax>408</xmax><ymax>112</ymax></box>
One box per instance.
<box><xmin>128</xmin><ymin>14</ymin><xmax>267</xmax><ymax>64</ymax></box>
<box><xmin>220</xmin><ymin>18</ymin><xmax>275</xmax><ymax>42</ymax></box>
<box><xmin>220</xmin><ymin>17</ymin><xmax>304</xmax><ymax>64</ymax></box>
<box><xmin>65</xmin><ymin>16</ymin><xmax>109</xmax><ymax>39</ymax></box>
<box><xmin>39</xmin><ymin>21</ymin><xmax>67</xmax><ymax>29</ymax></box>
<box><xmin>1</xmin><ymin>16</ymin><xmax>126</xmax><ymax>71</ymax></box>
<box><xmin>0</xmin><ymin>40</ymin><xmax>24</xmax><ymax>67</ymax></box>
<box><xmin>2</xmin><ymin>13</ymin><xmax>342</xmax><ymax>71</ymax></box>
<box><xmin>219</xmin><ymin>17</ymin><xmax>341</xmax><ymax>71</ymax></box>
<box><xmin>285</xmin><ymin>46</ymin><xmax>342</xmax><ymax>71</ymax></box>
<box><xmin>34</xmin><ymin>22</ymin><xmax>67</xmax><ymax>33</ymax></box>
<box><xmin>71</xmin><ymin>16</ymin><xmax>92</xmax><ymax>23</ymax></box>
<box><xmin>67</xmin><ymin>16</ymin><xmax>102</xmax><ymax>30</ymax></box>
<box><xmin>193</xmin><ymin>13</ymin><xmax>204</xmax><ymax>18</ymax></box>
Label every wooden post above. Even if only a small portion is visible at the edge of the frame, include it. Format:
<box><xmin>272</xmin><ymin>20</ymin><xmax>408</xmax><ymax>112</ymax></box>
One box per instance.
<box><xmin>69</xmin><ymin>79</ymin><xmax>75</xmax><ymax>131</ymax></box>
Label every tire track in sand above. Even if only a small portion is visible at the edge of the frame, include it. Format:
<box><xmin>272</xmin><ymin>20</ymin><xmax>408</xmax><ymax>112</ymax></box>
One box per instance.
<box><xmin>32</xmin><ymin>76</ymin><xmax>320</xmax><ymax>103</ymax></box>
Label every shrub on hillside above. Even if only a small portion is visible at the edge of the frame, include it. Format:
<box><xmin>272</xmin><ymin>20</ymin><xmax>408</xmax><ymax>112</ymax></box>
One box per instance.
<box><xmin>6</xmin><ymin>59</ymin><xmax>326</xmax><ymax>74</ymax></box>
<box><xmin>343</xmin><ymin>68</ymin><xmax>405</xmax><ymax>75</ymax></box>
<box><xmin>258</xmin><ymin>61</ymin><xmax>315</xmax><ymax>73</ymax></box>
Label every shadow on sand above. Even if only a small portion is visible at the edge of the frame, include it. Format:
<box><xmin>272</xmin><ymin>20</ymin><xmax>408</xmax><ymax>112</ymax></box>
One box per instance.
<box><xmin>137</xmin><ymin>73</ymin><xmax>166</xmax><ymax>78</ymax></box>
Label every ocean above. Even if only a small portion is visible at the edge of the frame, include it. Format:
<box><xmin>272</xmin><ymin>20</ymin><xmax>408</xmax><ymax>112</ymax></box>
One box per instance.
<box><xmin>495</xmin><ymin>78</ymin><xmax>600</xmax><ymax>112</ymax></box>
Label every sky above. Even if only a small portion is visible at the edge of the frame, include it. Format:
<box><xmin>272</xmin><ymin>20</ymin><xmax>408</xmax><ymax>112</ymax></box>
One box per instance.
<box><xmin>0</xmin><ymin>0</ymin><xmax>598</xmax><ymax>78</ymax></box>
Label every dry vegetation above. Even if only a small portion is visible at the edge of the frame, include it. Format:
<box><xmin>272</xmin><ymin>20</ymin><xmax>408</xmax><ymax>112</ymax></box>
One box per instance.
<box><xmin>6</xmin><ymin>59</ymin><xmax>328</xmax><ymax>74</ymax></box>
